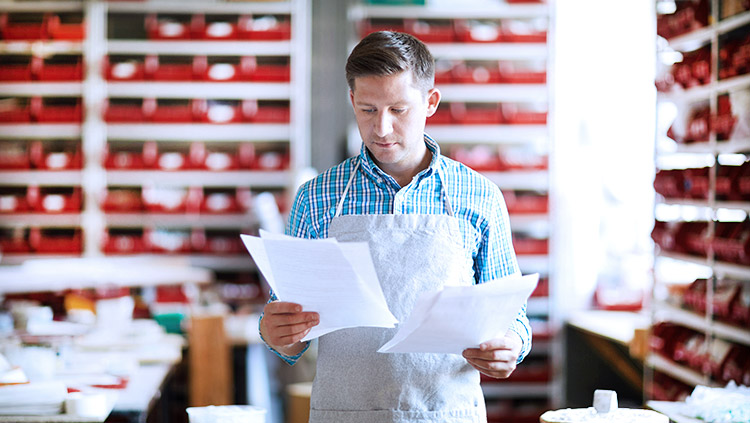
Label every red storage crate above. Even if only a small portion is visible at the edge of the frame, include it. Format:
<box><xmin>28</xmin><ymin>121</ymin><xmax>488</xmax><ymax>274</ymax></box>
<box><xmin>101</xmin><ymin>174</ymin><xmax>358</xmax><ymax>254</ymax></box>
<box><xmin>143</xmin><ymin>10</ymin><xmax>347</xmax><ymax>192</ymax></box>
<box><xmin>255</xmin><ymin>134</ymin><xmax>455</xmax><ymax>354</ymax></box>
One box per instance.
<box><xmin>716</xmin><ymin>163</ymin><xmax>743</xmax><ymax>201</ymax></box>
<box><xmin>253</xmin><ymin>149</ymin><xmax>289</xmax><ymax>170</ymax></box>
<box><xmin>0</xmin><ymin>98</ymin><xmax>32</xmax><ymax>123</ymax></box>
<box><xmin>30</xmin><ymin>227</ymin><xmax>83</xmax><ymax>254</ymax></box>
<box><xmin>713</xmin><ymin>280</ymin><xmax>741</xmax><ymax>323</ymax></box>
<box><xmin>102</xmin><ymin>187</ymin><xmax>144</xmax><ymax>213</ymax></box>
<box><xmin>505</xmin><ymin>192</ymin><xmax>548</xmax><ymax>214</ymax></box>
<box><xmin>196</xmin><ymin>230</ymin><xmax>244</xmax><ymax>254</ymax></box>
<box><xmin>449</xmin><ymin>145</ymin><xmax>502</xmax><ymax>171</ymax></box>
<box><xmin>512</xmin><ymin>235</ymin><xmax>548</xmax><ymax>255</ymax></box>
<box><xmin>502</xmin><ymin>103</ymin><xmax>547</xmax><ymax>125</ymax></box>
<box><xmin>32</xmin><ymin>186</ymin><xmax>82</xmax><ymax>213</ymax></box>
<box><xmin>152</xmin><ymin>98</ymin><xmax>197</xmax><ymax>123</ymax></box>
<box><xmin>201</xmin><ymin>100</ymin><xmax>245</xmax><ymax>124</ymax></box>
<box><xmin>426</xmin><ymin>105</ymin><xmax>453</xmax><ymax>124</ymax></box>
<box><xmin>142</xmin><ymin>186</ymin><xmax>201</xmax><ymax>213</ymax></box>
<box><xmin>238</xmin><ymin>15</ymin><xmax>291</xmax><ymax>40</ymax></box>
<box><xmin>454</xmin><ymin>20</ymin><xmax>503</xmax><ymax>43</ymax></box>
<box><xmin>33</xmin><ymin>97</ymin><xmax>83</xmax><ymax>123</ymax></box>
<box><xmin>675</xmin><ymin>221</ymin><xmax>710</xmax><ymax>257</ymax></box>
<box><xmin>498</xmin><ymin>61</ymin><xmax>546</xmax><ymax>84</ymax></box>
<box><xmin>451</xmin><ymin>102</ymin><xmax>503</xmax><ymax>125</ymax></box>
<box><xmin>0</xmin><ymin>228</ymin><xmax>31</xmax><ymax>253</ymax></box>
<box><xmin>0</xmin><ymin>141</ymin><xmax>31</xmax><ymax>170</ymax></box>
<box><xmin>0</xmin><ymin>187</ymin><xmax>30</xmax><ymax>213</ymax></box>
<box><xmin>145</xmin><ymin>14</ymin><xmax>197</xmax><ymax>40</ymax></box>
<box><xmin>0</xmin><ymin>56</ymin><xmax>37</xmax><ymax>81</ymax></box>
<box><xmin>434</xmin><ymin>60</ymin><xmax>455</xmax><ymax>84</ymax></box>
<box><xmin>147</xmin><ymin>55</ymin><xmax>198</xmax><ymax>81</ymax></box>
<box><xmin>39</xmin><ymin>55</ymin><xmax>83</xmax><ymax>81</ymax></box>
<box><xmin>201</xmin><ymin>189</ymin><xmax>241</xmax><ymax>214</ymax></box>
<box><xmin>103</xmin><ymin>98</ymin><xmax>148</xmax><ymax>123</ymax></box>
<box><xmin>201</xmin><ymin>56</ymin><xmax>254</xmax><ymax>82</ymax></box>
<box><xmin>244</xmin><ymin>100</ymin><xmax>290</xmax><ymax>123</ymax></box>
<box><xmin>250</xmin><ymin>57</ymin><xmax>291</xmax><ymax>82</ymax></box>
<box><xmin>196</xmin><ymin>14</ymin><xmax>239</xmax><ymax>40</ymax></box>
<box><xmin>730</xmin><ymin>283</ymin><xmax>750</xmax><ymax>328</ymax></box>
<box><xmin>29</xmin><ymin>140</ymin><xmax>82</xmax><ymax>170</ymax></box>
<box><xmin>712</xmin><ymin>218</ymin><xmax>750</xmax><ymax>265</ymax></box>
<box><xmin>198</xmin><ymin>147</ymin><xmax>241</xmax><ymax>171</ymax></box>
<box><xmin>46</xmin><ymin>13</ymin><xmax>85</xmax><ymax>41</ymax></box>
<box><xmin>103</xmin><ymin>228</ymin><xmax>146</xmax><ymax>254</ymax></box>
<box><xmin>407</xmin><ymin>19</ymin><xmax>456</xmax><ymax>43</ymax></box>
<box><xmin>501</xmin><ymin>21</ymin><xmax>547</xmax><ymax>43</ymax></box>
<box><xmin>145</xmin><ymin>228</ymin><xmax>193</xmax><ymax>254</ymax></box>
<box><xmin>105</xmin><ymin>56</ymin><xmax>146</xmax><ymax>81</ymax></box>
<box><xmin>0</xmin><ymin>13</ymin><xmax>46</xmax><ymax>40</ymax></box>
<box><xmin>683</xmin><ymin>167</ymin><xmax>710</xmax><ymax>200</ymax></box>
<box><xmin>531</xmin><ymin>277</ymin><xmax>549</xmax><ymax>297</ymax></box>
<box><xmin>452</xmin><ymin>61</ymin><xmax>501</xmax><ymax>84</ymax></box>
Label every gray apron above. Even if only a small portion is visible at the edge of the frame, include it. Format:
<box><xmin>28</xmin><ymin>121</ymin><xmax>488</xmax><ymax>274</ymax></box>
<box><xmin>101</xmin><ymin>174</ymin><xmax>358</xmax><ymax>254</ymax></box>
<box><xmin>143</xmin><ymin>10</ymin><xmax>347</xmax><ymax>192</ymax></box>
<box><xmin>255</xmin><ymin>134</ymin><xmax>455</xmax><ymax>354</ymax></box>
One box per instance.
<box><xmin>309</xmin><ymin>161</ymin><xmax>487</xmax><ymax>423</ymax></box>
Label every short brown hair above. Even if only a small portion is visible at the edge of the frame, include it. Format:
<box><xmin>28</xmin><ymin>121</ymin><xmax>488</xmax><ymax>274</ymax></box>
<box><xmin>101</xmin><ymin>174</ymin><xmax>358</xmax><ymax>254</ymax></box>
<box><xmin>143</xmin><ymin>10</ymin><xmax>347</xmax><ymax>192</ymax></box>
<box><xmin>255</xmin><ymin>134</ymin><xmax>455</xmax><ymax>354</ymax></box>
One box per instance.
<box><xmin>346</xmin><ymin>31</ymin><xmax>435</xmax><ymax>94</ymax></box>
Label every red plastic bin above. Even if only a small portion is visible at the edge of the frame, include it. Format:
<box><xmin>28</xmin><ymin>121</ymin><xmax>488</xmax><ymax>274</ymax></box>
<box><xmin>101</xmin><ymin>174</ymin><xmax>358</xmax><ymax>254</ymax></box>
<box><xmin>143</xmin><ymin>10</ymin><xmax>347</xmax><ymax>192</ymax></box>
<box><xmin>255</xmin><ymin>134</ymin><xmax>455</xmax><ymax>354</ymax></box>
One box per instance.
<box><xmin>0</xmin><ymin>56</ymin><xmax>37</xmax><ymax>81</ymax></box>
<box><xmin>452</xmin><ymin>102</ymin><xmax>503</xmax><ymax>125</ymax></box>
<box><xmin>102</xmin><ymin>187</ymin><xmax>144</xmax><ymax>213</ymax></box>
<box><xmin>103</xmin><ymin>228</ymin><xmax>146</xmax><ymax>254</ymax></box>
<box><xmin>0</xmin><ymin>13</ymin><xmax>46</xmax><ymax>40</ymax></box>
<box><xmin>29</xmin><ymin>140</ymin><xmax>82</xmax><ymax>170</ymax></box>
<box><xmin>33</xmin><ymin>97</ymin><xmax>83</xmax><ymax>123</ymax></box>
<box><xmin>145</xmin><ymin>14</ymin><xmax>197</xmax><ymax>40</ymax></box>
<box><xmin>454</xmin><ymin>20</ymin><xmax>503</xmax><ymax>43</ymax></box>
<box><xmin>502</xmin><ymin>103</ymin><xmax>547</xmax><ymax>125</ymax></box>
<box><xmin>0</xmin><ymin>141</ymin><xmax>31</xmax><ymax>170</ymax></box>
<box><xmin>105</xmin><ymin>56</ymin><xmax>146</xmax><ymax>81</ymax></box>
<box><xmin>238</xmin><ymin>15</ymin><xmax>291</xmax><ymax>40</ymax></box>
<box><xmin>29</xmin><ymin>227</ymin><xmax>83</xmax><ymax>254</ymax></box>
<box><xmin>104</xmin><ymin>98</ymin><xmax>148</xmax><ymax>123</ymax></box>
<box><xmin>0</xmin><ymin>188</ymin><xmax>31</xmax><ymax>213</ymax></box>
<box><xmin>46</xmin><ymin>14</ymin><xmax>85</xmax><ymax>40</ymax></box>
<box><xmin>39</xmin><ymin>55</ymin><xmax>83</xmax><ymax>81</ymax></box>
<box><xmin>31</xmin><ymin>186</ymin><xmax>82</xmax><ymax>213</ymax></box>
<box><xmin>408</xmin><ymin>19</ymin><xmax>456</xmax><ymax>43</ymax></box>
<box><xmin>196</xmin><ymin>14</ymin><xmax>239</xmax><ymax>40</ymax></box>
<box><xmin>0</xmin><ymin>98</ymin><xmax>32</xmax><ymax>123</ymax></box>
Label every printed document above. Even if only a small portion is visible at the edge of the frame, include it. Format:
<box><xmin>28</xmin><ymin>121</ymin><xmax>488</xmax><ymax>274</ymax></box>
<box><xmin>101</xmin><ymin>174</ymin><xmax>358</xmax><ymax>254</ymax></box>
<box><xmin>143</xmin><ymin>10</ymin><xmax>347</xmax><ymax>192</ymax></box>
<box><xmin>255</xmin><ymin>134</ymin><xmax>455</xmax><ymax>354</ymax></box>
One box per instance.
<box><xmin>240</xmin><ymin>231</ymin><xmax>397</xmax><ymax>341</ymax></box>
<box><xmin>378</xmin><ymin>273</ymin><xmax>539</xmax><ymax>354</ymax></box>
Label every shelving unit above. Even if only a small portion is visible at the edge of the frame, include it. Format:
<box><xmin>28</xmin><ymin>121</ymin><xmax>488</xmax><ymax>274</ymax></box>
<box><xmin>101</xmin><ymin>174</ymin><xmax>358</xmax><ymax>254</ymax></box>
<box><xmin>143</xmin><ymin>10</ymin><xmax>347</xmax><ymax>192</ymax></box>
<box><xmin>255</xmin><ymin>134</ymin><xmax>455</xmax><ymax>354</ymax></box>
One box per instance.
<box><xmin>346</xmin><ymin>2</ymin><xmax>556</xmax><ymax>420</ymax></box>
<box><xmin>0</xmin><ymin>1</ymin><xmax>310</xmax><ymax>289</ymax></box>
<box><xmin>649</xmin><ymin>0</ymin><xmax>750</xmax><ymax>415</ymax></box>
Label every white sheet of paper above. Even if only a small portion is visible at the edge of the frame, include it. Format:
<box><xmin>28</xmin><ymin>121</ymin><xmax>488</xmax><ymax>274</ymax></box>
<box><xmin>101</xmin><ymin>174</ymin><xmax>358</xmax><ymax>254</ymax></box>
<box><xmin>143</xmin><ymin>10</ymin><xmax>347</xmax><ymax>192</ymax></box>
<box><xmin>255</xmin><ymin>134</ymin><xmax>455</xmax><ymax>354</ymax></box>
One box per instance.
<box><xmin>378</xmin><ymin>273</ymin><xmax>539</xmax><ymax>354</ymax></box>
<box><xmin>240</xmin><ymin>233</ymin><xmax>397</xmax><ymax>341</ymax></box>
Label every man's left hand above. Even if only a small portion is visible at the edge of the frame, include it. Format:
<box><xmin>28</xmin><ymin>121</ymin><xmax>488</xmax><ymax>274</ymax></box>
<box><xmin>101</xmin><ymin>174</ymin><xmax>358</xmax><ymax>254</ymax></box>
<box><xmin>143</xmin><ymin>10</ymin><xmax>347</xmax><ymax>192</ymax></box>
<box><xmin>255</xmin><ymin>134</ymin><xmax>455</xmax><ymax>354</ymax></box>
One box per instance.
<box><xmin>462</xmin><ymin>330</ymin><xmax>523</xmax><ymax>379</ymax></box>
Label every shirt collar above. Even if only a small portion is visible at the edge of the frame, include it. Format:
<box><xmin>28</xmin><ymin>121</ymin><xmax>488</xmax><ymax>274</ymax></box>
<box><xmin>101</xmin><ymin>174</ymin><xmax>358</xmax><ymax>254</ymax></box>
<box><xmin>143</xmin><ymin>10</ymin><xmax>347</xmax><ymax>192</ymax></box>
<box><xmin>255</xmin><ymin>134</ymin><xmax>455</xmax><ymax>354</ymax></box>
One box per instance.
<box><xmin>358</xmin><ymin>134</ymin><xmax>442</xmax><ymax>187</ymax></box>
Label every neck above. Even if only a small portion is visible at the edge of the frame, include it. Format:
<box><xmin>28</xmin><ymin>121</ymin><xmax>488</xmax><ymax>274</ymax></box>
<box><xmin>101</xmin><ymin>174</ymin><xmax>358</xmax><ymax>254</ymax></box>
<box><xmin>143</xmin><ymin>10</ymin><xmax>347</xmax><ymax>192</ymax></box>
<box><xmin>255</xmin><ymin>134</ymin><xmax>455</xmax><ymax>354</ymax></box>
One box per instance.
<box><xmin>379</xmin><ymin>147</ymin><xmax>433</xmax><ymax>188</ymax></box>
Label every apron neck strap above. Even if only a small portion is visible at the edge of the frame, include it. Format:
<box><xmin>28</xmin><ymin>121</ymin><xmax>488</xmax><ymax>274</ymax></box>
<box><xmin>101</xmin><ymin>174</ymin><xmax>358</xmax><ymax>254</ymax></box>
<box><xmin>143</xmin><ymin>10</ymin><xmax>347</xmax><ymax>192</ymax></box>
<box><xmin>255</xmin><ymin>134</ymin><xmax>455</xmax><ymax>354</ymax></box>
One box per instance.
<box><xmin>334</xmin><ymin>158</ymin><xmax>454</xmax><ymax>217</ymax></box>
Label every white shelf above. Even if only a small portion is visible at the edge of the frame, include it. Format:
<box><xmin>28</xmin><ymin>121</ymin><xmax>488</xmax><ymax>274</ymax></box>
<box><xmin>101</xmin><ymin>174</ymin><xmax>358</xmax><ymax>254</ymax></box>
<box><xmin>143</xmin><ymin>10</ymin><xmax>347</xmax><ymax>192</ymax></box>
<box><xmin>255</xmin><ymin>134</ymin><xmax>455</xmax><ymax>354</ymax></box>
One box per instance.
<box><xmin>428</xmin><ymin>43</ymin><xmax>547</xmax><ymax>61</ymax></box>
<box><xmin>665</xmin><ymin>10</ymin><xmax>750</xmax><ymax>52</ymax></box>
<box><xmin>483</xmin><ymin>170</ymin><xmax>548</xmax><ymax>190</ymax></box>
<box><xmin>106</xmin><ymin>213</ymin><xmax>254</xmax><ymax>229</ymax></box>
<box><xmin>509</xmin><ymin>213</ymin><xmax>549</xmax><ymax>232</ymax></box>
<box><xmin>106</xmin><ymin>82</ymin><xmax>291</xmax><ymax>100</ymax></box>
<box><xmin>0</xmin><ymin>170</ymin><xmax>82</xmax><ymax>186</ymax></box>
<box><xmin>106</xmin><ymin>170</ymin><xmax>291</xmax><ymax>187</ymax></box>
<box><xmin>0</xmin><ymin>82</ymin><xmax>83</xmax><ymax>97</ymax></box>
<box><xmin>646</xmin><ymin>353</ymin><xmax>714</xmax><ymax>388</ymax></box>
<box><xmin>187</xmin><ymin>254</ymin><xmax>254</xmax><ymax>271</ymax></box>
<box><xmin>516</xmin><ymin>255</ymin><xmax>548</xmax><ymax>273</ymax></box>
<box><xmin>715</xmin><ymin>138</ymin><xmax>750</xmax><ymax>154</ymax></box>
<box><xmin>106</xmin><ymin>123</ymin><xmax>290</xmax><ymax>141</ymax></box>
<box><xmin>713</xmin><ymin>260</ymin><xmax>750</xmax><ymax>280</ymax></box>
<box><xmin>0</xmin><ymin>1</ymin><xmax>83</xmax><ymax>12</ymax></box>
<box><xmin>656</xmin><ymin>251</ymin><xmax>711</xmax><ymax>268</ymax></box>
<box><xmin>715</xmin><ymin>201</ymin><xmax>750</xmax><ymax>213</ymax></box>
<box><xmin>481</xmin><ymin>382</ymin><xmax>550</xmax><ymax>399</ymax></box>
<box><xmin>349</xmin><ymin>3</ymin><xmax>549</xmax><ymax>20</ymax></box>
<box><xmin>526</xmin><ymin>297</ymin><xmax>548</xmax><ymax>316</ymax></box>
<box><xmin>655</xmin><ymin>302</ymin><xmax>750</xmax><ymax>347</ymax></box>
<box><xmin>0</xmin><ymin>41</ymin><xmax>83</xmax><ymax>55</ymax></box>
<box><xmin>426</xmin><ymin>124</ymin><xmax>547</xmax><ymax>143</ymax></box>
<box><xmin>106</xmin><ymin>1</ymin><xmax>292</xmax><ymax>14</ymax></box>
<box><xmin>0</xmin><ymin>255</ymin><xmax>213</xmax><ymax>294</ymax></box>
<box><xmin>437</xmin><ymin>84</ymin><xmax>547</xmax><ymax>103</ymax></box>
<box><xmin>0</xmin><ymin>213</ymin><xmax>82</xmax><ymax>228</ymax></box>
<box><xmin>107</xmin><ymin>40</ymin><xmax>292</xmax><ymax>56</ymax></box>
<box><xmin>0</xmin><ymin>124</ymin><xmax>81</xmax><ymax>139</ymax></box>
<box><xmin>658</xmin><ymin>74</ymin><xmax>750</xmax><ymax>104</ymax></box>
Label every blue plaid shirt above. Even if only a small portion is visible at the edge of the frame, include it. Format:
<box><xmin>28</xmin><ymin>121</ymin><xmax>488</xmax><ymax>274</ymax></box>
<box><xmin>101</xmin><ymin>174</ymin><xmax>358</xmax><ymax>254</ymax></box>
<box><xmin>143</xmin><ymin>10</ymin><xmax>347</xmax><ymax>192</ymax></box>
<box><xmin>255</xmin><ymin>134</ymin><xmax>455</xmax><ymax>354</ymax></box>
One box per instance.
<box><xmin>263</xmin><ymin>134</ymin><xmax>531</xmax><ymax>364</ymax></box>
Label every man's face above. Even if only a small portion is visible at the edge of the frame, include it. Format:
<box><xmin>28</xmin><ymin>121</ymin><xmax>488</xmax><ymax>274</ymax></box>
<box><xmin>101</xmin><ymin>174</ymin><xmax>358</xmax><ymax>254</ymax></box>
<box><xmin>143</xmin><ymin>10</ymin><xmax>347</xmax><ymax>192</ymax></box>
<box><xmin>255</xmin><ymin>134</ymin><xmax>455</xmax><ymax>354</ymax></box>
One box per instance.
<box><xmin>350</xmin><ymin>71</ymin><xmax>440</xmax><ymax>178</ymax></box>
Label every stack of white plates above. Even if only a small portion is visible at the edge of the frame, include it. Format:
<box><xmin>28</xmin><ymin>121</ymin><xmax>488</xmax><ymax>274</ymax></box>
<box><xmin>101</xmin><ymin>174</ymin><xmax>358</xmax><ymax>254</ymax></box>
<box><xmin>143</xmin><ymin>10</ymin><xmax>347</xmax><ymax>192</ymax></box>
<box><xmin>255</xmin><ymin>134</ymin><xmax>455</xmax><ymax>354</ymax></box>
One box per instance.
<box><xmin>0</xmin><ymin>381</ymin><xmax>67</xmax><ymax>415</ymax></box>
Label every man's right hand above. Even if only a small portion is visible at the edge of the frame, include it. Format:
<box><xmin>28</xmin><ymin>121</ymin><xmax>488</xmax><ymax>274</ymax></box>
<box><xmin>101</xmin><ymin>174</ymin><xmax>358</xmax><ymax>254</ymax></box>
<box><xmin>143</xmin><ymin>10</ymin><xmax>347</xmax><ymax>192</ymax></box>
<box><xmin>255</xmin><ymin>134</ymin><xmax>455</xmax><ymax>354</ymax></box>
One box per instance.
<box><xmin>260</xmin><ymin>301</ymin><xmax>320</xmax><ymax>357</ymax></box>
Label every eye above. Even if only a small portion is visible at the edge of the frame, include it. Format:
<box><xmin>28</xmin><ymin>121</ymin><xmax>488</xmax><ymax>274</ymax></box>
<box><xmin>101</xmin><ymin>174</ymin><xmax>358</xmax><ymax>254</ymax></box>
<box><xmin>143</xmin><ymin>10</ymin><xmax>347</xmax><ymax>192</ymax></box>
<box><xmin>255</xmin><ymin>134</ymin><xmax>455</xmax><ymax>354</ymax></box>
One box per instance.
<box><xmin>360</xmin><ymin>108</ymin><xmax>376</xmax><ymax>113</ymax></box>
<box><xmin>391</xmin><ymin>108</ymin><xmax>406</xmax><ymax>114</ymax></box>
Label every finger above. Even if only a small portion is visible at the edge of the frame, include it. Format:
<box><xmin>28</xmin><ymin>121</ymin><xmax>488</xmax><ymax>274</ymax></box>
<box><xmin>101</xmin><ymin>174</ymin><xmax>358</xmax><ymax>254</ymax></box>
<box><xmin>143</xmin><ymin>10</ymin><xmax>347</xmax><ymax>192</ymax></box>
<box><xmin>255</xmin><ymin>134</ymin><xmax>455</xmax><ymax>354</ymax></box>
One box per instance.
<box><xmin>478</xmin><ymin>338</ymin><xmax>514</xmax><ymax>351</ymax></box>
<box><xmin>265</xmin><ymin>301</ymin><xmax>304</xmax><ymax>314</ymax></box>
<box><xmin>465</xmin><ymin>357</ymin><xmax>516</xmax><ymax>377</ymax></box>
<box><xmin>463</xmin><ymin>348</ymin><xmax>516</xmax><ymax>362</ymax></box>
<box><xmin>271</xmin><ymin>311</ymin><xmax>319</xmax><ymax>328</ymax></box>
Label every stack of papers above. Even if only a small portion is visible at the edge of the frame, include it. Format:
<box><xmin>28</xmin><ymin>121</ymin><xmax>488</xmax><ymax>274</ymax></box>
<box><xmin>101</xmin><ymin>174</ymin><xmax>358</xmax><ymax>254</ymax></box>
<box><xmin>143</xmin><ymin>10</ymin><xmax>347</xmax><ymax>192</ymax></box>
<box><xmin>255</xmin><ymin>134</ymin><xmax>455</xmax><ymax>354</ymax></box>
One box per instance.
<box><xmin>0</xmin><ymin>381</ymin><xmax>67</xmax><ymax>415</ymax></box>
<box><xmin>241</xmin><ymin>231</ymin><xmax>397</xmax><ymax>341</ymax></box>
<box><xmin>379</xmin><ymin>273</ymin><xmax>539</xmax><ymax>354</ymax></box>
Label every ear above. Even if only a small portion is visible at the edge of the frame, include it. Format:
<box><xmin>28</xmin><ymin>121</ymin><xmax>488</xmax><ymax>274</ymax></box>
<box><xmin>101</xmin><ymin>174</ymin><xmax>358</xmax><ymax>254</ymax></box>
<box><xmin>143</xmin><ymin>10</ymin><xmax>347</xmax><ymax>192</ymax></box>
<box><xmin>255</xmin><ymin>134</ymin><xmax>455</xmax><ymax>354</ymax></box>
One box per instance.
<box><xmin>349</xmin><ymin>89</ymin><xmax>355</xmax><ymax>108</ymax></box>
<box><xmin>425</xmin><ymin>88</ymin><xmax>441</xmax><ymax>117</ymax></box>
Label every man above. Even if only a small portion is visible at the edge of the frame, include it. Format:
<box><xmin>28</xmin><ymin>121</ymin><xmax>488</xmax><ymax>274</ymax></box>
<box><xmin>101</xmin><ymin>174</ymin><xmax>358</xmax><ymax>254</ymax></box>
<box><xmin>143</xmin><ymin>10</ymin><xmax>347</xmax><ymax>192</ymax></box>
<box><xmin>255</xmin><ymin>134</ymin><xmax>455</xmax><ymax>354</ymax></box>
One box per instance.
<box><xmin>260</xmin><ymin>31</ymin><xmax>531</xmax><ymax>423</ymax></box>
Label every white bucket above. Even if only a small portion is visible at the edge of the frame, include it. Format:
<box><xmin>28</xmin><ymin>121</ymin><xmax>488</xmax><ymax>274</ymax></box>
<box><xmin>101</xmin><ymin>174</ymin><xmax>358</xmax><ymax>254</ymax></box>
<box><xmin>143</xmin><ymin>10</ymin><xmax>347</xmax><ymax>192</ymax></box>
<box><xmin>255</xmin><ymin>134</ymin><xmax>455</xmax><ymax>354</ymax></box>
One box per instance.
<box><xmin>186</xmin><ymin>405</ymin><xmax>266</xmax><ymax>423</ymax></box>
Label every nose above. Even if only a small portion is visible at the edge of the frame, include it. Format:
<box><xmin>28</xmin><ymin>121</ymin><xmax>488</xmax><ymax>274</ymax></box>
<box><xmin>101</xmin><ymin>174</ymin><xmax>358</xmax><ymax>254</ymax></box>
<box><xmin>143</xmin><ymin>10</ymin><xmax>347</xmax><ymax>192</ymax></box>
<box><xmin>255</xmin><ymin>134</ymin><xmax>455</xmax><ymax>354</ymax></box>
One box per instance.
<box><xmin>373</xmin><ymin>111</ymin><xmax>393</xmax><ymax>138</ymax></box>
